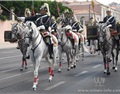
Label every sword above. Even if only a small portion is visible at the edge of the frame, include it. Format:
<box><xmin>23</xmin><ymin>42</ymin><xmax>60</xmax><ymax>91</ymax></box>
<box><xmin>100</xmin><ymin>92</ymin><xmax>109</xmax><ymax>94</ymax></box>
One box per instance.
<box><xmin>0</xmin><ymin>3</ymin><xmax>18</xmax><ymax>18</ymax></box>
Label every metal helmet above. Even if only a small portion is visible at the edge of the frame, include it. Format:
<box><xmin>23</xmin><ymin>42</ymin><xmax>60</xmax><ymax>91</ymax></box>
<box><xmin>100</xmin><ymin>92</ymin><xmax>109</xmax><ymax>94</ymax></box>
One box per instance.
<box><xmin>106</xmin><ymin>8</ymin><xmax>111</xmax><ymax>12</ymax></box>
<box><xmin>40</xmin><ymin>4</ymin><xmax>48</xmax><ymax>12</ymax></box>
<box><xmin>40</xmin><ymin>3</ymin><xmax>51</xmax><ymax>16</ymax></box>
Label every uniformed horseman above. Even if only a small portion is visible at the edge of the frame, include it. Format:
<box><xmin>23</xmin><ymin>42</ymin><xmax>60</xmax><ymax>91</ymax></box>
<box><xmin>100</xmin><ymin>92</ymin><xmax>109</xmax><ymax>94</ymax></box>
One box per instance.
<box><xmin>17</xmin><ymin>3</ymin><xmax>54</xmax><ymax>59</ymax></box>
<box><xmin>101</xmin><ymin>9</ymin><xmax>119</xmax><ymax>49</ymax></box>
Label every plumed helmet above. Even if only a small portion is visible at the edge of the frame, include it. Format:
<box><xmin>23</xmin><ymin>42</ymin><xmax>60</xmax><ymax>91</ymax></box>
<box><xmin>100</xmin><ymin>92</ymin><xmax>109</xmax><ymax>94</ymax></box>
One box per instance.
<box><xmin>40</xmin><ymin>4</ymin><xmax>48</xmax><ymax>12</ymax></box>
<box><xmin>64</xmin><ymin>9</ymin><xmax>69</xmax><ymax>13</ymax></box>
<box><xmin>106</xmin><ymin>8</ymin><xmax>111</xmax><ymax>12</ymax></box>
<box><xmin>40</xmin><ymin>3</ymin><xmax>51</xmax><ymax>16</ymax></box>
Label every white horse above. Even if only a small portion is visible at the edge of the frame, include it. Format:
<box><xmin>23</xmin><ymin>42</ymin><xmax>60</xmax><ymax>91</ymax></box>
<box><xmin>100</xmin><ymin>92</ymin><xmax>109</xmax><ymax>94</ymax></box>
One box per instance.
<box><xmin>23</xmin><ymin>21</ymin><xmax>58</xmax><ymax>90</ymax></box>
<box><xmin>11</xmin><ymin>23</ymin><xmax>29</xmax><ymax>71</ymax></box>
<box><xmin>97</xmin><ymin>23</ymin><xmax>119</xmax><ymax>75</ymax></box>
<box><xmin>57</xmin><ymin>26</ymin><xmax>79</xmax><ymax>72</ymax></box>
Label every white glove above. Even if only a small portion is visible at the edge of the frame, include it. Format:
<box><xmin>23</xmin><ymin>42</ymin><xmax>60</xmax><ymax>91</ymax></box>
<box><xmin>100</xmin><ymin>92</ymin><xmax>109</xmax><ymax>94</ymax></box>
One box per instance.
<box><xmin>37</xmin><ymin>25</ymin><xmax>45</xmax><ymax>31</ymax></box>
<box><xmin>17</xmin><ymin>17</ymin><xmax>25</xmax><ymax>22</ymax></box>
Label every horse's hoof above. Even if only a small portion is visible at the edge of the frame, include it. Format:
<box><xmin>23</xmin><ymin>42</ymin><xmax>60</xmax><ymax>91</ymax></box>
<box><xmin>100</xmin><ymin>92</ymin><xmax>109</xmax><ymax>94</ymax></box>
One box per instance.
<box><xmin>49</xmin><ymin>76</ymin><xmax>53</xmax><ymax>82</ymax></box>
<box><xmin>58</xmin><ymin>69</ymin><xmax>61</xmax><ymax>73</ymax></box>
<box><xmin>20</xmin><ymin>68</ymin><xmax>23</xmax><ymax>71</ymax></box>
<box><xmin>115</xmin><ymin>67</ymin><xmax>118</xmax><ymax>72</ymax></box>
<box><xmin>70</xmin><ymin>65</ymin><xmax>74</xmax><ymax>69</ymax></box>
<box><xmin>107</xmin><ymin>72</ymin><xmax>110</xmax><ymax>75</ymax></box>
<box><xmin>82</xmin><ymin>58</ymin><xmax>84</xmax><ymax>61</ymax></box>
<box><xmin>74</xmin><ymin>64</ymin><xmax>76</xmax><ymax>68</ymax></box>
<box><xmin>112</xmin><ymin>66</ymin><xmax>115</xmax><ymax>70</ymax></box>
<box><xmin>67</xmin><ymin>68</ymin><xmax>70</xmax><ymax>71</ymax></box>
<box><xmin>76</xmin><ymin>59</ymin><xmax>79</xmax><ymax>61</ymax></box>
<box><xmin>90</xmin><ymin>52</ymin><xmax>92</xmax><ymax>54</ymax></box>
<box><xmin>104</xmin><ymin>70</ymin><xmax>107</xmax><ymax>74</ymax></box>
<box><xmin>33</xmin><ymin>87</ymin><xmax>37</xmax><ymax>91</ymax></box>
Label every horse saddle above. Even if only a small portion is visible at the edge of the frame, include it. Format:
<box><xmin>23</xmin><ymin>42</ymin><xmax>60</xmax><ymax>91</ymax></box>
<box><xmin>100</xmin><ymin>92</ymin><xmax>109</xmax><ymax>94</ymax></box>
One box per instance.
<box><xmin>110</xmin><ymin>29</ymin><xmax>118</xmax><ymax>36</ymax></box>
<box><xmin>40</xmin><ymin>31</ymin><xmax>57</xmax><ymax>46</ymax></box>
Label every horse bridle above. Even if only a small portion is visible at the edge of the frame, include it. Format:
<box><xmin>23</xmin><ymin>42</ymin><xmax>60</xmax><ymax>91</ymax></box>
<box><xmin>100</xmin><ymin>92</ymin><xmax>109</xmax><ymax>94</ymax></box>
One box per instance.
<box><xmin>99</xmin><ymin>25</ymin><xmax>112</xmax><ymax>47</ymax></box>
<box><xmin>24</xmin><ymin>25</ymin><xmax>42</xmax><ymax>53</ymax></box>
<box><xmin>59</xmin><ymin>31</ymin><xmax>68</xmax><ymax>47</ymax></box>
<box><xmin>12</xmin><ymin>23</ymin><xmax>25</xmax><ymax>39</ymax></box>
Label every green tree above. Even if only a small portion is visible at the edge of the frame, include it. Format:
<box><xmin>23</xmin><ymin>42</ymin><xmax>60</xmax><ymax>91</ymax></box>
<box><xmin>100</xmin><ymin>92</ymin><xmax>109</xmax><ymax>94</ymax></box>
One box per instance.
<box><xmin>0</xmin><ymin>1</ymin><xmax>72</xmax><ymax>19</ymax></box>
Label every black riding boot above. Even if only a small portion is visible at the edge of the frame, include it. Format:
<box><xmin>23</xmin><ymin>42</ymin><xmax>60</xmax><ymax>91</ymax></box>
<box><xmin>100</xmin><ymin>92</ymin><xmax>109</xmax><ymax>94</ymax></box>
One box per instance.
<box><xmin>48</xmin><ymin>44</ymin><xmax>53</xmax><ymax>59</ymax></box>
<box><xmin>71</xmin><ymin>39</ymin><xmax>74</xmax><ymax>49</ymax></box>
<box><xmin>87</xmin><ymin>39</ymin><xmax>90</xmax><ymax>46</ymax></box>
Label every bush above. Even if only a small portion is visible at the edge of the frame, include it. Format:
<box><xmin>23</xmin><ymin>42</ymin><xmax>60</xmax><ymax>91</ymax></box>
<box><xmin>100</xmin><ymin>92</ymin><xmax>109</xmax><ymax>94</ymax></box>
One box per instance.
<box><xmin>0</xmin><ymin>15</ymin><xmax>7</xmax><ymax>21</ymax></box>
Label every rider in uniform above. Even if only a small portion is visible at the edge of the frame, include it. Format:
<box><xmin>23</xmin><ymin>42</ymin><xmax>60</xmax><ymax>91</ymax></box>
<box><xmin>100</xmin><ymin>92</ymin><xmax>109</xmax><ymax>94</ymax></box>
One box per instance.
<box><xmin>102</xmin><ymin>9</ymin><xmax>119</xmax><ymax>47</ymax></box>
<box><xmin>61</xmin><ymin>9</ymin><xmax>72</xmax><ymax>27</ymax></box>
<box><xmin>17</xmin><ymin>3</ymin><xmax>54</xmax><ymax>59</ymax></box>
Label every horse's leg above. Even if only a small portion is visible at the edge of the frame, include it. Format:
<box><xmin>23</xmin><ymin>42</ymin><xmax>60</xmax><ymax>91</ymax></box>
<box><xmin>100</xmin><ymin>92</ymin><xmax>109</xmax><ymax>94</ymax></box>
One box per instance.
<box><xmin>114</xmin><ymin>48</ymin><xmax>119</xmax><ymax>72</ymax></box>
<box><xmin>25</xmin><ymin>59</ymin><xmax>27</xmax><ymax>69</ymax></box>
<box><xmin>20</xmin><ymin>56</ymin><xmax>24</xmax><ymax>71</ymax></box>
<box><xmin>46</xmin><ymin>56</ymin><xmax>54</xmax><ymax>82</ymax></box>
<box><xmin>66</xmin><ymin>52</ymin><xmax>70</xmax><ymax>71</ymax></box>
<box><xmin>58</xmin><ymin>47</ymin><xmax>62</xmax><ymax>72</ymax></box>
<box><xmin>106</xmin><ymin>62</ymin><xmax>110</xmax><ymax>75</ymax></box>
<box><xmin>106</xmin><ymin>51</ymin><xmax>111</xmax><ymax>75</ymax></box>
<box><xmin>73</xmin><ymin>47</ymin><xmax>77</xmax><ymax>68</ymax></box>
<box><xmin>32</xmin><ymin>57</ymin><xmax>41</xmax><ymax>91</ymax></box>
<box><xmin>114</xmin><ymin>41</ymin><xmax>119</xmax><ymax>72</ymax></box>
<box><xmin>103</xmin><ymin>56</ymin><xmax>107</xmax><ymax>74</ymax></box>
<box><xmin>112</xmin><ymin>51</ymin><xmax>115</xmax><ymax>70</ymax></box>
<box><xmin>70</xmin><ymin>49</ymin><xmax>75</xmax><ymax>69</ymax></box>
<box><xmin>81</xmin><ymin>42</ymin><xmax>84</xmax><ymax>60</ymax></box>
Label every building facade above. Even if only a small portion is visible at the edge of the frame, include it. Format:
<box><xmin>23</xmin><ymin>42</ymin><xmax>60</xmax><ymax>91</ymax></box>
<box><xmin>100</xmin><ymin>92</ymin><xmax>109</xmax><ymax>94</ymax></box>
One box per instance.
<box><xmin>65</xmin><ymin>0</ymin><xmax>120</xmax><ymax>24</ymax></box>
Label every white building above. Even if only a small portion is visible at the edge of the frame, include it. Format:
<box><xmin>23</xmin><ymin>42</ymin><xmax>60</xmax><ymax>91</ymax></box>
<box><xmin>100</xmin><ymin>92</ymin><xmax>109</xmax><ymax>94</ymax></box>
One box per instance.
<box><xmin>64</xmin><ymin>0</ymin><xmax>120</xmax><ymax>24</ymax></box>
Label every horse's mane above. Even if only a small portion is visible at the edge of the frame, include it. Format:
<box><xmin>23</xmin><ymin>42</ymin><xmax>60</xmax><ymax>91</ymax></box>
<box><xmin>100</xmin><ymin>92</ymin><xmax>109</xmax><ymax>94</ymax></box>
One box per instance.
<box><xmin>26</xmin><ymin>21</ymin><xmax>38</xmax><ymax>31</ymax></box>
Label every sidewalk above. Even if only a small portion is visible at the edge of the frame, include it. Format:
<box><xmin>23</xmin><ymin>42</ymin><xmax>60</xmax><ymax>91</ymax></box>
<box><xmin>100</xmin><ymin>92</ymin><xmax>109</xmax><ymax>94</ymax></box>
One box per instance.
<box><xmin>0</xmin><ymin>42</ymin><xmax>17</xmax><ymax>49</ymax></box>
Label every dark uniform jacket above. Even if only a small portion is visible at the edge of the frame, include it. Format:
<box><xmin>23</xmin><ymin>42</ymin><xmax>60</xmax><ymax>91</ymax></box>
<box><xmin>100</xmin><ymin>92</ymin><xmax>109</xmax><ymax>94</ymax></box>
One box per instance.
<box><xmin>51</xmin><ymin>22</ymin><xmax>57</xmax><ymax>32</ymax></box>
<box><xmin>25</xmin><ymin>14</ymin><xmax>51</xmax><ymax>31</ymax></box>
<box><xmin>72</xmin><ymin>22</ymin><xmax>83</xmax><ymax>32</ymax></box>
<box><xmin>103</xmin><ymin>15</ymin><xmax>116</xmax><ymax>29</ymax></box>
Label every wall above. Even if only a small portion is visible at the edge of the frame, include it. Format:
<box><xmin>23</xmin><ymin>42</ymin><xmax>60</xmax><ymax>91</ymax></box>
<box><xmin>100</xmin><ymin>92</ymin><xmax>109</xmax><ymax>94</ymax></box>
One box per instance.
<box><xmin>0</xmin><ymin>20</ymin><xmax>17</xmax><ymax>43</ymax></box>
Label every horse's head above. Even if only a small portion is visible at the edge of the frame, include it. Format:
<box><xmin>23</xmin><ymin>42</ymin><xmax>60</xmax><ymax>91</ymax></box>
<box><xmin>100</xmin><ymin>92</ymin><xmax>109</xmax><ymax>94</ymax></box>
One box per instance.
<box><xmin>57</xmin><ymin>28</ymin><xmax>64</xmax><ymax>44</ymax></box>
<box><xmin>11</xmin><ymin>23</ymin><xmax>25</xmax><ymax>40</ymax></box>
<box><xmin>11</xmin><ymin>23</ymin><xmax>19</xmax><ymax>40</ymax></box>
<box><xmin>23</xmin><ymin>21</ymin><xmax>38</xmax><ymax>46</ymax></box>
<box><xmin>97</xmin><ymin>23</ymin><xmax>111</xmax><ymax>43</ymax></box>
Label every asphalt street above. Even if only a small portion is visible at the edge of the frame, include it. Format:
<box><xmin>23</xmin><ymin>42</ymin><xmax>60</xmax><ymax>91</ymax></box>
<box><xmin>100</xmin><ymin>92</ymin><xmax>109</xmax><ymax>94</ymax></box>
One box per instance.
<box><xmin>0</xmin><ymin>48</ymin><xmax>120</xmax><ymax>94</ymax></box>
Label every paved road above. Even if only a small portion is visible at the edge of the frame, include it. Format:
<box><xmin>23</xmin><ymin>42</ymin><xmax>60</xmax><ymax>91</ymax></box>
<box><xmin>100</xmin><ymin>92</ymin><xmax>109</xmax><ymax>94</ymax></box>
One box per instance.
<box><xmin>0</xmin><ymin>48</ymin><xmax>120</xmax><ymax>94</ymax></box>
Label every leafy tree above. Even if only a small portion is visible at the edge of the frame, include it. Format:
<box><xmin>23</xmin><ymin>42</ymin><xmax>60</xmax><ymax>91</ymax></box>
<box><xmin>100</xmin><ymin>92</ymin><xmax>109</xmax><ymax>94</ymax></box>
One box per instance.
<box><xmin>0</xmin><ymin>1</ymin><xmax>72</xmax><ymax>19</ymax></box>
